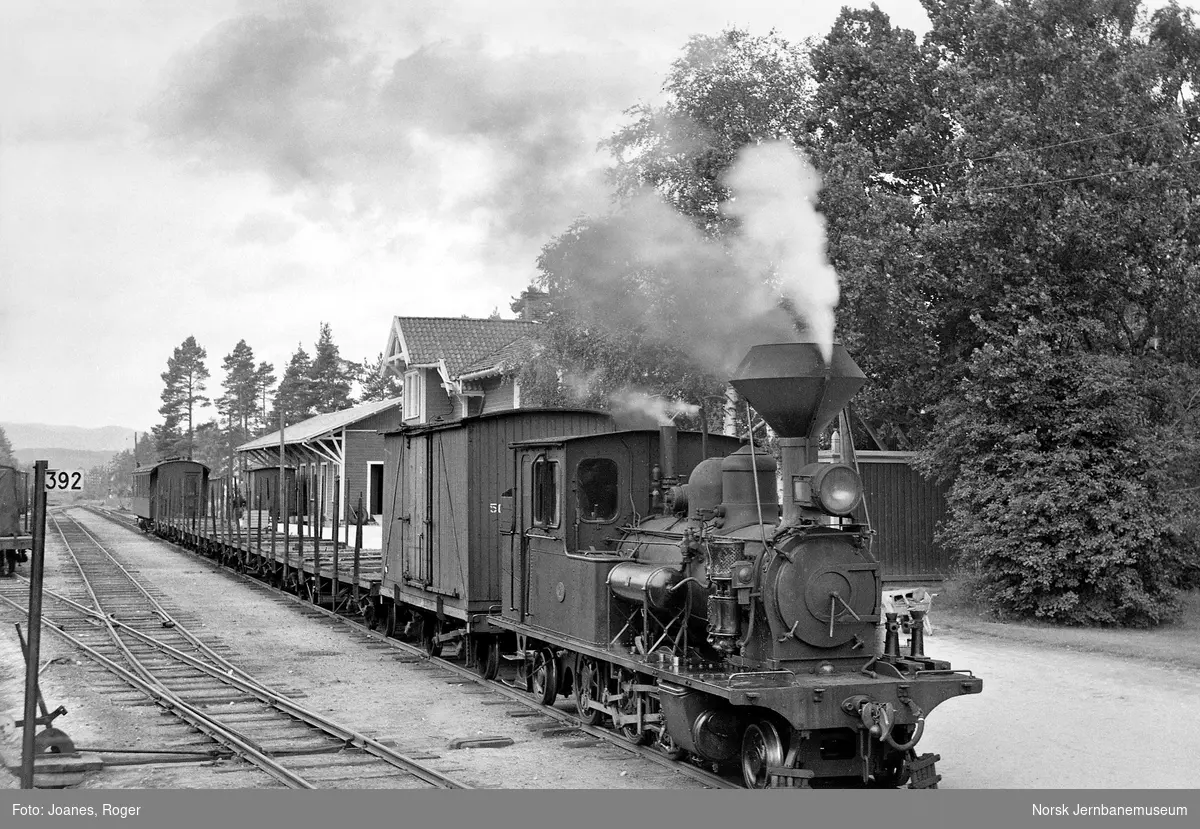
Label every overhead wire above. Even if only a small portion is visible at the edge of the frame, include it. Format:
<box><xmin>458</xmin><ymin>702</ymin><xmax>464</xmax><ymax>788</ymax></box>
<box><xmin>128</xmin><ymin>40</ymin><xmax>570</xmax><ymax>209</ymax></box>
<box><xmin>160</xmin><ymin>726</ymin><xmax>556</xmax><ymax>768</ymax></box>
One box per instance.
<box><xmin>885</xmin><ymin>112</ymin><xmax>1198</xmax><ymax>177</ymax></box>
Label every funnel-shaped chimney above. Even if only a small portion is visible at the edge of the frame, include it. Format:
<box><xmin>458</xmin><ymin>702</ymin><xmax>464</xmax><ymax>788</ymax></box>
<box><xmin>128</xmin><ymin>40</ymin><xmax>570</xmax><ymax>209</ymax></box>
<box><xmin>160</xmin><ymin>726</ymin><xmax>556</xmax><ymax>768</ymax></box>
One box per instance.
<box><xmin>730</xmin><ymin>342</ymin><xmax>865</xmax><ymax>439</ymax></box>
<box><xmin>731</xmin><ymin>342</ymin><xmax>866</xmax><ymax>526</ymax></box>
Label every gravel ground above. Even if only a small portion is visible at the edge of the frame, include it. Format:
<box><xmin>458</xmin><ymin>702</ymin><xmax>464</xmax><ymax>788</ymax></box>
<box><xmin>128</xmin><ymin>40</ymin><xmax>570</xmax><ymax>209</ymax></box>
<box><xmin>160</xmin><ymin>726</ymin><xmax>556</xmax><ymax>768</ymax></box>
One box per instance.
<box><xmin>3</xmin><ymin>507</ymin><xmax>1199</xmax><ymax>789</ymax></box>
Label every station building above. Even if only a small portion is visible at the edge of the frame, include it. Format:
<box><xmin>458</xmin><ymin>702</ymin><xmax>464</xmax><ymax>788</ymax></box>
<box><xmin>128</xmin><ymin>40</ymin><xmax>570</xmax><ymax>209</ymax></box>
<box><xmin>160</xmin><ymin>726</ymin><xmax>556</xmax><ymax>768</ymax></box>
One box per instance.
<box><xmin>380</xmin><ymin>315</ymin><xmax>539</xmax><ymax>424</ymax></box>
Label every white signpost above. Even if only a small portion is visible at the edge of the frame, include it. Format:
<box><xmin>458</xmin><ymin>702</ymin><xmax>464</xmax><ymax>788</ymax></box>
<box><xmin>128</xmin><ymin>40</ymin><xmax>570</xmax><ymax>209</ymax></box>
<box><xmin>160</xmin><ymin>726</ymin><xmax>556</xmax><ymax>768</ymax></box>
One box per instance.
<box><xmin>44</xmin><ymin>469</ymin><xmax>85</xmax><ymax>492</ymax></box>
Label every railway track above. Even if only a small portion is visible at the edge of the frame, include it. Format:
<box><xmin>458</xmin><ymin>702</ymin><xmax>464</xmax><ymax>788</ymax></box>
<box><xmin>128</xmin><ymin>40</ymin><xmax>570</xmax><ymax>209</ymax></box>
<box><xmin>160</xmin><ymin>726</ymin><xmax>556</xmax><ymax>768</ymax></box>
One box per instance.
<box><xmin>0</xmin><ymin>509</ymin><xmax>470</xmax><ymax>790</ymax></box>
<box><xmin>84</xmin><ymin>504</ymin><xmax>738</xmax><ymax>789</ymax></box>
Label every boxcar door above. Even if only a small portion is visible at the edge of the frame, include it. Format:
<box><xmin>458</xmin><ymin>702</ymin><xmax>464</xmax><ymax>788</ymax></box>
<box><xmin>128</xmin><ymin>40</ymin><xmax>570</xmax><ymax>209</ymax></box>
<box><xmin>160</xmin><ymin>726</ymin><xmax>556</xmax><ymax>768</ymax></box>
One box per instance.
<box><xmin>183</xmin><ymin>472</ymin><xmax>203</xmax><ymax>529</ymax></box>
<box><xmin>401</xmin><ymin>435</ymin><xmax>430</xmax><ymax>586</ymax></box>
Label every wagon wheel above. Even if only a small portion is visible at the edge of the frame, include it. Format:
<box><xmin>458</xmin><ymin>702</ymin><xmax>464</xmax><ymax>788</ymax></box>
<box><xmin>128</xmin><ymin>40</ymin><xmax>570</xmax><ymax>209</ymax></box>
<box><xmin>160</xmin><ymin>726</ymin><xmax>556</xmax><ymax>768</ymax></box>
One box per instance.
<box><xmin>382</xmin><ymin>603</ymin><xmax>396</xmax><ymax>638</ymax></box>
<box><xmin>617</xmin><ymin>669</ymin><xmax>651</xmax><ymax>744</ymax></box>
<box><xmin>741</xmin><ymin>721</ymin><xmax>785</xmax><ymax>789</ymax></box>
<box><xmin>529</xmin><ymin>648</ymin><xmax>557</xmax><ymax>706</ymax></box>
<box><xmin>418</xmin><ymin>615</ymin><xmax>442</xmax><ymax>657</ymax></box>
<box><xmin>474</xmin><ymin>636</ymin><xmax>500</xmax><ymax>680</ymax></box>
<box><xmin>574</xmin><ymin>658</ymin><xmax>604</xmax><ymax>726</ymax></box>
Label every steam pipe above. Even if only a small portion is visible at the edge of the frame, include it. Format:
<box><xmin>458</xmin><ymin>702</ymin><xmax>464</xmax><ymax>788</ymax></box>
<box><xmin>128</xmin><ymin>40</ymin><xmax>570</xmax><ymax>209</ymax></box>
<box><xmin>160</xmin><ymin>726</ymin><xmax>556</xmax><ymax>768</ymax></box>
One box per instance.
<box><xmin>660</xmin><ymin>425</ymin><xmax>678</xmax><ymax>481</ymax></box>
<box><xmin>745</xmin><ymin>403</ymin><xmax>770</xmax><ymax>550</ymax></box>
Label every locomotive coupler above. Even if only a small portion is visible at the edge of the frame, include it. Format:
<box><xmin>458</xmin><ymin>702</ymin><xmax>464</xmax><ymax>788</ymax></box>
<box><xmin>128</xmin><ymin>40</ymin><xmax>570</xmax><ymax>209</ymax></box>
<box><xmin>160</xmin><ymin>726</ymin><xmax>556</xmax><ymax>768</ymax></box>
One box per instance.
<box><xmin>842</xmin><ymin>695</ymin><xmax>926</xmax><ymax>751</ymax></box>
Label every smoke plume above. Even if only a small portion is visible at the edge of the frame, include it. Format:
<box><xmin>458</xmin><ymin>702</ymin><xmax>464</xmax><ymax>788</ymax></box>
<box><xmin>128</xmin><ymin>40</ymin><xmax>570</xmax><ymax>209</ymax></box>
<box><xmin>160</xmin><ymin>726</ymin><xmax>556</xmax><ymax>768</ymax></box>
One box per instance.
<box><xmin>724</xmin><ymin>141</ymin><xmax>840</xmax><ymax>362</ymax></box>
<box><xmin>548</xmin><ymin>140</ymin><xmax>840</xmax><ymax>375</ymax></box>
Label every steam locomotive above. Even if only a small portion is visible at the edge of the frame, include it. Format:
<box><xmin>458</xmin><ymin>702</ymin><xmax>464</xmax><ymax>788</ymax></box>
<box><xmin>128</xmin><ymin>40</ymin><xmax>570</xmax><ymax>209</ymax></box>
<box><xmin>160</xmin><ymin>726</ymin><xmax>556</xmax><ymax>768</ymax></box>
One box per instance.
<box><xmin>472</xmin><ymin>341</ymin><xmax>982</xmax><ymax>787</ymax></box>
<box><xmin>127</xmin><ymin>340</ymin><xmax>981</xmax><ymax>788</ymax></box>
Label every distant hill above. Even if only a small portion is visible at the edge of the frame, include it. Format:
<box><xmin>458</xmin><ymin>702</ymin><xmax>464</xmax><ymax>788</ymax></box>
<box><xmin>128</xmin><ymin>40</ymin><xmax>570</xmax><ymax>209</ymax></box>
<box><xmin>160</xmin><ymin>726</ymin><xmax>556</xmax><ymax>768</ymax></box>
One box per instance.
<box><xmin>1</xmin><ymin>423</ymin><xmax>137</xmax><ymax>453</ymax></box>
<box><xmin>13</xmin><ymin>448</ymin><xmax>120</xmax><ymax>472</ymax></box>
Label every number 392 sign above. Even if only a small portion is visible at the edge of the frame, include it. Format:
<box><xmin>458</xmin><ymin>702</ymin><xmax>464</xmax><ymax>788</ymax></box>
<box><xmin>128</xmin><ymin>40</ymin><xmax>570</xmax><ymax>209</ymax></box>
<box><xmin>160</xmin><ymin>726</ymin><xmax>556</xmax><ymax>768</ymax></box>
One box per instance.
<box><xmin>45</xmin><ymin>469</ymin><xmax>85</xmax><ymax>491</ymax></box>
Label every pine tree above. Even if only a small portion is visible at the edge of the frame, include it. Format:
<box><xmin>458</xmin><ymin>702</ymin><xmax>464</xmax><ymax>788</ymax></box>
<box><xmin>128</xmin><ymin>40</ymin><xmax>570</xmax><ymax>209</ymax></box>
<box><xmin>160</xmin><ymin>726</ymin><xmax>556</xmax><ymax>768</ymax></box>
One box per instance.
<box><xmin>273</xmin><ymin>345</ymin><xmax>315</xmax><ymax>427</ymax></box>
<box><xmin>158</xmin><ymin>336</ymin><xmax>209</xmax><ymax>460</ymax></box>
<box><xmin>0</xmin><ymin>426</ymin><xmax>17</xmax><ymax>467</ymax></box>
<box><xmin>218</xmin><ymin>340</ymin><xmax>259</xmax><ymax>447</ymax></box>
<box><xmin>255</xmin><ymin>361</ymin><xmax>276</xmax><ymax>433</ymax></box>
<box><xmin>151</xmin><ymin>418</ymin><xmax>182</xmax><ymax>460</ymax></box>
<box><xmin>358</xmin><ymin>353</ymin><xmax>402</xmax><ymax>402</ymax></box>
<box><xmin>308</xmin><ymin>322</ymin><xmax>353</xmax><ymax>413</ymax></box>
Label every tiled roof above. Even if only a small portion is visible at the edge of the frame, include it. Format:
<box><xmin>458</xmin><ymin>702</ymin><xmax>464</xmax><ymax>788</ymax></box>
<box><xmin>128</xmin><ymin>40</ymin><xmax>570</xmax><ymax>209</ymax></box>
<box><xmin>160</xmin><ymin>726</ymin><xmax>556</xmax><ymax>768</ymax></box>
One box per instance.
<box><xmin>459</xmin><ymin>336</ymin><xmax>541</xmax><ymax>377</ymax></box>
<box><xmin>237</xmin><ymin>397</ymin><xmax>402</xmax><ymax>452</ymax></box>
<box><xmin>394</xmin><ymin>317</ymin><xmax>536</xmax><ymax>378</ymax></box>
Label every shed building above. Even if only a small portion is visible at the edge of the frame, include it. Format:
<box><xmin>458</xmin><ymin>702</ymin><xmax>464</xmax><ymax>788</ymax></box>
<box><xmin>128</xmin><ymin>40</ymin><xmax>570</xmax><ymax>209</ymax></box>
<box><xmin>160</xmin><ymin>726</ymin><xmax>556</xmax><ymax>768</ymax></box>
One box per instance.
<box><xmin>236</xmin><ymin>397</ymin><xmax>404</xmax><ymax>526</ymax></box>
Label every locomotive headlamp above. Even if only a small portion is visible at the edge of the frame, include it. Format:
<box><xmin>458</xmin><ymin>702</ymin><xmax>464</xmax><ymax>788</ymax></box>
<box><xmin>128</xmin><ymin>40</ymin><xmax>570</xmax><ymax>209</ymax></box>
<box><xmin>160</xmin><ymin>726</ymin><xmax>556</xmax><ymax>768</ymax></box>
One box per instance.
<box><xmin>793</xmin><ymin>464</ymin><xmax>863</xmax><ymax>517</ymax></box>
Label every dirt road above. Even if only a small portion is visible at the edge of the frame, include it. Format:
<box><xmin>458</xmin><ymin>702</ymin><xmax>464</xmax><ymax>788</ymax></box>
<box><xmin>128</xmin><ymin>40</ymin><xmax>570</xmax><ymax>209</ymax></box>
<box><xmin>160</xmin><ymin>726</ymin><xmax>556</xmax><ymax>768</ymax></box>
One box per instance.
<box><xmin>916</xmin><ymin>632</ymin><xmax>1199</xmax><ymax>787</ymax></box>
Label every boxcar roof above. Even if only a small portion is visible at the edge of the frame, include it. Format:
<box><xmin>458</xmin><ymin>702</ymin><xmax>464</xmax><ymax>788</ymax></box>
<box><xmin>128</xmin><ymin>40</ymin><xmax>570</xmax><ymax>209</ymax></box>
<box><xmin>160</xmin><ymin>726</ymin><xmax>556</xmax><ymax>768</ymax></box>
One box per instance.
<box><xmin>133</xmin><ymin>459</ymin><xmax>211</xmax><ymax>475</ymax></box>
<box><xmin>510</xmin><ymin>428</ymin><xmax>745</xmax><ymax>449</ymax></box>
<box><xmin>381</xmin><ymin>406</ymin><xmax>612</xmax><ymax>437</ymax></box>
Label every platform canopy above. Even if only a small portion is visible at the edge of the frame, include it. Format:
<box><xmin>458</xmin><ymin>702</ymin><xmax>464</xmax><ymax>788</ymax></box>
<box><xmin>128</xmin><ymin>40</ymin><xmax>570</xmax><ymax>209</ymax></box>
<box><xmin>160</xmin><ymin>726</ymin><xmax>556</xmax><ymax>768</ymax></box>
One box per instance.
<box><xmin>236</xmin><ymin>397</ymin><xmax>402</xmax><ymax>470</ymax></box>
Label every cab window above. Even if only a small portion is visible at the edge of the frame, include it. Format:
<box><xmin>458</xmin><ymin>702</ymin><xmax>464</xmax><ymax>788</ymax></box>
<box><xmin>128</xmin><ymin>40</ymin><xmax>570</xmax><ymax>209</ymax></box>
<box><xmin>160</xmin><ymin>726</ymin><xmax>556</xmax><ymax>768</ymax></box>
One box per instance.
<box><xmin>576</xmin><ymin>458</ymin><xmax>618</xmax><ymax>522</ymax></box>
<box><xmin>532</xmin><ymin>459</ymin><xmax>560</xmax><ymax>527</ymax></box>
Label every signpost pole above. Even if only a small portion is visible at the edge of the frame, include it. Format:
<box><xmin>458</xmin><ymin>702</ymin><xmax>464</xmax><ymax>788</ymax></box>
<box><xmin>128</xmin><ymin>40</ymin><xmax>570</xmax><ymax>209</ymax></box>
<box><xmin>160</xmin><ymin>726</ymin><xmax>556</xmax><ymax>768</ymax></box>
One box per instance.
<box><xmin>20</xmin><ymin>460</ymin><xmax>48</xmax><ymax>789</ymax></box>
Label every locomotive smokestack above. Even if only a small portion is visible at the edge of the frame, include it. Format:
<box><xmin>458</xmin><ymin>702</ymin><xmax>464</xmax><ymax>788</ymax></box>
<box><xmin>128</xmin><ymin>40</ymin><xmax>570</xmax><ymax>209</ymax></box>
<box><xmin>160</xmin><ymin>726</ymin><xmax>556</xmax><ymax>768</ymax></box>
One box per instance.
<box><xmin>730</xmin><ymin>342</ymin><xmax>865</xmax><ymax>525</ymax></box>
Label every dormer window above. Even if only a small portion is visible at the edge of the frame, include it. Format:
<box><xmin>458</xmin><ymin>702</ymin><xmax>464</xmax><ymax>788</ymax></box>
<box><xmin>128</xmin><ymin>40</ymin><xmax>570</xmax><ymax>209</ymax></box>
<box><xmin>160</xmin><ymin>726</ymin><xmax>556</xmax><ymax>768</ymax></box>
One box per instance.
<box><xmin>403</xmin><ymin>370</ymin><xmax>423</xmax><ymax>421</ymax></box>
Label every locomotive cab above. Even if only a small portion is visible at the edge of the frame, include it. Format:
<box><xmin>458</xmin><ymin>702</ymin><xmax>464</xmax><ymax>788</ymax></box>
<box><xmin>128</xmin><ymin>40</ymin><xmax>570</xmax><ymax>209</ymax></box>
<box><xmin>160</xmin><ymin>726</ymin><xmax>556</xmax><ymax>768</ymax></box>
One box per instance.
<box><xmin>501</xmin><ymin>430</ymin><xmax>741</xmax><ymax>646</ymax></box>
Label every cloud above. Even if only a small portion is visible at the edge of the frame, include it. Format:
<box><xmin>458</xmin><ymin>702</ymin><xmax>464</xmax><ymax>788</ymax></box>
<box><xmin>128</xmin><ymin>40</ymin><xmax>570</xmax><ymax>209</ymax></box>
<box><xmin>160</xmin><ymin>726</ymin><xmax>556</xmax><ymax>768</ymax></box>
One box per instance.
<box><xmin>230</xmin><ymin>211</ymin><xmax>301</xmax><ymax>245</ymax></box>
<box><xmin>146</xmin><ymin>4</ymin><xmax>647</xmax><ymax>246</ymax></box>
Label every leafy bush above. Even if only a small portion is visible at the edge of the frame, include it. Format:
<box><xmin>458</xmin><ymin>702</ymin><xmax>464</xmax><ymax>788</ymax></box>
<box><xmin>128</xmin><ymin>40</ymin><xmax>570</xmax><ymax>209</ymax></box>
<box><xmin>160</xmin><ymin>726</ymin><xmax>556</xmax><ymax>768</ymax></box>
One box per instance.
<box><xmin>917</xmin><ymin>324</ymin><xmax>1196</xmax><ymax>626</ymax></box>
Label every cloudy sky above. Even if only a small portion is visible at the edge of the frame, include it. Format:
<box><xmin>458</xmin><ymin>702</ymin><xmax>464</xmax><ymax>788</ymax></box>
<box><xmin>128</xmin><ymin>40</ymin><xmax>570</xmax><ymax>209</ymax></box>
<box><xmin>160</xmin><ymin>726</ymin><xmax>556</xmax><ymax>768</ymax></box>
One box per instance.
<box><xmin>0</xmin><ymin>0</ymin><xmax>938</xmax><ymax>432</ymax></box>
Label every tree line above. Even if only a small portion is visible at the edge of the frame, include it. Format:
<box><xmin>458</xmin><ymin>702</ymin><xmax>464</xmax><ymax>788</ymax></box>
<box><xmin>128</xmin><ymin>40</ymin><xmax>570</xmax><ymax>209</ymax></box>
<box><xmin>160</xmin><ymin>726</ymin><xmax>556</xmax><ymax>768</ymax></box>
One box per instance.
<box><xmin>87</xmin><ymin>322</ymin><xmax>399</xmax><ymax>501</ymax></box>
<box><xmin>517</xmin><ymin>0</ymin><xmax>1200</xmax><ymax>626</ymax></box>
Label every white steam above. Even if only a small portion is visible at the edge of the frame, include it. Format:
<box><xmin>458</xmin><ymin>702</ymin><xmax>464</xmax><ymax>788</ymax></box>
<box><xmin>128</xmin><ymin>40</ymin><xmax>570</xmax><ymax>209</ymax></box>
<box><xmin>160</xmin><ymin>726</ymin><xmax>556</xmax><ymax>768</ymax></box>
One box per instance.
<box><xmin>609</xmin><ymin>391</ymin><xmax>701</xmax><ymax>426</ymax></box>
<box><xmin>724</xmin><ymin>141</ymin><xmax>840</xmax><ymax>362</ymax></box>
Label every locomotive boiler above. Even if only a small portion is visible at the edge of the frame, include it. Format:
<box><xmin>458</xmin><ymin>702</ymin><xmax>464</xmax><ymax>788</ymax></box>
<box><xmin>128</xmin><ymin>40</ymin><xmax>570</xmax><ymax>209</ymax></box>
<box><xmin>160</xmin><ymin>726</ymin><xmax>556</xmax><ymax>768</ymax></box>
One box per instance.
<box><xmin>491</xmin><ymin>341</ymin><xmax>981</xmax><ymax>787</ymax></box>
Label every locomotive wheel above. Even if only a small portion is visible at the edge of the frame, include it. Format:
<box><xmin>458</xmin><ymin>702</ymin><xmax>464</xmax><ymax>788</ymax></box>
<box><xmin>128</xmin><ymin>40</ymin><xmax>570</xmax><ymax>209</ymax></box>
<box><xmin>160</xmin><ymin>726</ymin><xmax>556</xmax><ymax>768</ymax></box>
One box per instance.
<box><xmin>617</xmin><ymin>670</ymin><xmax>651</xmax><ymax>745</ymax></box>
<box><xmin>741</xmin><ymin>721</ymin><xmax>785</xmax><ymax>789</ymax></box>
<box><xmin>474</xmin><ymin>637</ymin><xmax>500</xmax><ymax>680</ymax></box>
<box><xmin>530</xmin><ymin>648</ymin><xmax>557</xmax><ymax>706</ymax></box>
<box><xmin>574</xmin><ymin>658</ymin><xmax>604</xmax><ymax>726</ymax></box>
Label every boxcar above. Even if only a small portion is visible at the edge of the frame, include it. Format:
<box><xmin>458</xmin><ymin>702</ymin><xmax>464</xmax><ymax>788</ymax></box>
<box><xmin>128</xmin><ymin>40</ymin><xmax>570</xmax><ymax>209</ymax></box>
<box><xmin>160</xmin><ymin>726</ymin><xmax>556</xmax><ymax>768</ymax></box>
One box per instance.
<box><xmin>380</xmin><ymin>408</ymin><xmax>614</xmax><ymax>652</ymax></box>
<box><xmin>1</xmin><ymin>465</ymin><xmax>32</xmax><ymax>572</ymax></box>
<box><xmin>132</xmin><ymin>460</ymin><xmax>210</xmax><ymax>534</ymax></box>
